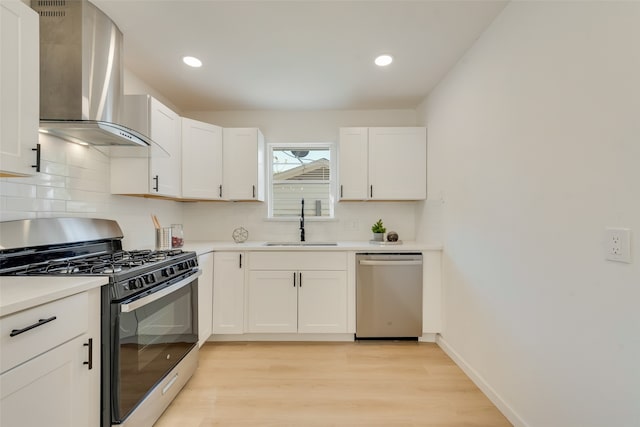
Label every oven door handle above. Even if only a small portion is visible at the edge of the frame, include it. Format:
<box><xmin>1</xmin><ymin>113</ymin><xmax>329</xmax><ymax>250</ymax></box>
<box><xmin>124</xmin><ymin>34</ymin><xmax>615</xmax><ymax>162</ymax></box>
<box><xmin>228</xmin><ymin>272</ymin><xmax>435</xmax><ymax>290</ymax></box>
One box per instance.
<box><xmin>120</xmin><ymin>269</ymin><xmax>202</xmax><ymax>313</ymax></box>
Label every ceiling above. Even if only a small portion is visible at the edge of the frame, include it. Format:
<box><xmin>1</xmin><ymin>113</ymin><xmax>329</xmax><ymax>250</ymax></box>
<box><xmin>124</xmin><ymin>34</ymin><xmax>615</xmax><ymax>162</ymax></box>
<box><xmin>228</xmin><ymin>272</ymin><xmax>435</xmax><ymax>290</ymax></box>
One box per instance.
<box><xmin>91</xmin><ymin>0</ymin><xmax>508</xmax><ymax>112</ymax></box>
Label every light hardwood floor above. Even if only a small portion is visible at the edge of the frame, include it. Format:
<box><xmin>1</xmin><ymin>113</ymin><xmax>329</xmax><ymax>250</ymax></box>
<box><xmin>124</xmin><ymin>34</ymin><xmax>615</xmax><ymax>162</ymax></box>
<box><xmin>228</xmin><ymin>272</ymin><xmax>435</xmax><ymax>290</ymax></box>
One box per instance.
<box><xmin>154</xmin><ymin>342</ymin><xmax>511</xmax><ymax>427</ymax></box>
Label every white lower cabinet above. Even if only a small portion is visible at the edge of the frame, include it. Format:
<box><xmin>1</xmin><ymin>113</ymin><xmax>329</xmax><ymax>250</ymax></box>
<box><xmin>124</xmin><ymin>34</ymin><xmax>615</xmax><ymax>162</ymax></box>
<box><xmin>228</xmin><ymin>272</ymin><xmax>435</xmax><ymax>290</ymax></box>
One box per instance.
<box><xmin>0</xmin><ymin>335</ymin><xmax>92</xmax><ymax>426</ymax></box>
<box><xmin>197</xmin><ymin>251</ymin><xmax>214</xmax><ymax>346</ymax></box>
<box><xmin>0</xmin><ymin>288</ymin><xmax>100</xmax><ymax>427</ymax></box>
<box><xmin>247</xmin><ymin>252</ymin><xmax>348</xmax><ymax>334</ymax></box>
<box><xmin>212</xmin><ymin>252</ymin><xmax>245</xmax><ymax>334</ymax></box>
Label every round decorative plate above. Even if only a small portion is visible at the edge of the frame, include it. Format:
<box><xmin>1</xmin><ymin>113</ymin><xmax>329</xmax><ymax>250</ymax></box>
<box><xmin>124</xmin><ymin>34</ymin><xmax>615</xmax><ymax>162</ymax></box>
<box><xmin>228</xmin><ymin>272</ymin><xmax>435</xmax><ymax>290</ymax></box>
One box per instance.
<box><xmin>232</xmin><ymin>227</ymin><xmax>248</xmax><ymax>243</ymax></box>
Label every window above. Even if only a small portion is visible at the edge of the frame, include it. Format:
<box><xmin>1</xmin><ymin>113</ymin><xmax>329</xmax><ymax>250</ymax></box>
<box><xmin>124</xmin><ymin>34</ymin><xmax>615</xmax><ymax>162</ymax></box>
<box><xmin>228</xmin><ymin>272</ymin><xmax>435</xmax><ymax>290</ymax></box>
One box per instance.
<box><xmin>268</xmin><ymin>143</ymin><xmax>335</xmax><ymax>219</ymax></box>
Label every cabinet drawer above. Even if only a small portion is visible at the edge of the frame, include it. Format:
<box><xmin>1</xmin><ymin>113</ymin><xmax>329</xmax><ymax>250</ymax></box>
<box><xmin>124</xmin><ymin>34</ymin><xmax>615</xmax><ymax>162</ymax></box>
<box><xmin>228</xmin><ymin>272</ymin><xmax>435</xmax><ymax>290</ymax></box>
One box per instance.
<box><xmin>0</xmin><ymin>292</ymin><xmax>89</xmax><ymax>374</ymax></box>
<box><xmin>249</xmin><ymin>251</ymin><xmax>347</xmax><ymax>271</ymax></box>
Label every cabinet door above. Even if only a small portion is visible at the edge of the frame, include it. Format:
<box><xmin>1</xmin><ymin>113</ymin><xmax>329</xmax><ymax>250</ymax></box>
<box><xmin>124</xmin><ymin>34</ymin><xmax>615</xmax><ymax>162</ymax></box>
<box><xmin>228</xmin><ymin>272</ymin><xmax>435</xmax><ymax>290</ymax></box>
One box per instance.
<box><xmin>247</xmin><ymin>271</ymin><xmax>298</xmax><ymax>333</ymax></box>
<box><xmin>368</xmin><ymin>127</ymin><xmax>427</xmax><ymax>200</ymax></box>
<box><xmin>182</xmin><ymin>119</ymin><xmax>223</xmax><ymax>200</ymax></box>
<box><xmin>222</xmin><ymin>128</ymin><xmax>264</xmax><ymax>201</ymax></box>
<box><xmin>149</xmin><ymin>98</ymin><xmax>181</xmax><ymax>197</ymax></box>
<box><xmin>198</xmin><ymin>252</ymin><xmax>214</xmax><ymax>346</ymax></box>
<box><xmin>338</xmin><ymin>127</ymin><xmax>369</xmax><ymax>200</ymax></box>
<box><xmin>212</xmin><ymin>252</ymin><xmax>245</xmax><ymax>334</ymax></box>
<box><xmin>0</xmin><ymin>0</ymin><xmax>39</xmax><ymax>177</ymax></box>
<box><xmin>298</xmin><ymin>270</ymin><xmax>348</xmax><ymax>333</ymax></box>
<box><xmin>0</xmin><ymin>334</ymin><xmax>93</xmax><ymax>427</ymax></box>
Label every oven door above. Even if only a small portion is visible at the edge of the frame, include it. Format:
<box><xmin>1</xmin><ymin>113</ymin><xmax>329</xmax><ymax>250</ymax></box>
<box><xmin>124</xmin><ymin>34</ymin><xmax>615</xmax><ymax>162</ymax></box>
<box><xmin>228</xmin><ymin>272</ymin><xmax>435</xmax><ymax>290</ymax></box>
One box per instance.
<box><xmin>110</xmin><ymin>270</ymin><xmax>200</xmax><ymax>423</ymax></box>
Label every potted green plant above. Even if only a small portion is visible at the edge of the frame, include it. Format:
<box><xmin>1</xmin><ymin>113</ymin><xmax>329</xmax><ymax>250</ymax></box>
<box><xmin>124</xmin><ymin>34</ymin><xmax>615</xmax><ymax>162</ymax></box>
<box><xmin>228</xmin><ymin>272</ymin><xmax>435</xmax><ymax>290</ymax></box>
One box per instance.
<box><xmin>371</xmin><ymin>219</ymin><xmax>386</xmax><ymax>241</ymax></box>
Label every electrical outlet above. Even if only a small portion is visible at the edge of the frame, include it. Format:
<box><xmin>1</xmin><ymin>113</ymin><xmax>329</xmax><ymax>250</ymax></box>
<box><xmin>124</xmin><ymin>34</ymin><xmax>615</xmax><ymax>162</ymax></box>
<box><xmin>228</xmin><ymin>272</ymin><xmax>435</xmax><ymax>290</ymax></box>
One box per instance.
<box><xmin>604</xmin><ymin>228</ymin><xmax>632</xmax><ymax>263</ymax></box>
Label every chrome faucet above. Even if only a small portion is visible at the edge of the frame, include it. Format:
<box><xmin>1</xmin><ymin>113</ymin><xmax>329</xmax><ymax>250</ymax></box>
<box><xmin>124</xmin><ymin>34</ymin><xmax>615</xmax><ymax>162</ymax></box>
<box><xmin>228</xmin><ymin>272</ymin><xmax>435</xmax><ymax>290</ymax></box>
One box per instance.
<box><xmin>300</xmin><ymin>198</ymin><xmax>305</xmax><ymax>242</ymax></box>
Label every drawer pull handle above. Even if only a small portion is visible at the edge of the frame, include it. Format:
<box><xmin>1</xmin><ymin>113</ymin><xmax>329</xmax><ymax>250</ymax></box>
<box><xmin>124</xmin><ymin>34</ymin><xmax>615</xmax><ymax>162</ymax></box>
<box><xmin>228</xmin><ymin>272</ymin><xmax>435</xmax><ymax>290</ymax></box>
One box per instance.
<box><xmin>10</xmin><ymin>316</ymin><xmax>57</xmax><ymax>337</ymax></box>
<box><xmin>162</xmin><ymin>373</ymin><xmax>179</xmax><ymax>395</ymax></box>
<box><xmin>83</xmin><ymin>338</ymin><xmax>93</xmax><ymax>370</ymax></box>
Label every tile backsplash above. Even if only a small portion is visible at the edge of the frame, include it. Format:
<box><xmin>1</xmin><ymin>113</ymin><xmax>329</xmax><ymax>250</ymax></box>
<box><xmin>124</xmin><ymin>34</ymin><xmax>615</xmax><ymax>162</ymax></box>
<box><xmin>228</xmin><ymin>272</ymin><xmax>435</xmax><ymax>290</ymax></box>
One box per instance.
<box><xmin>0</xmin><ymin>134</ymin><xmax>182</xmax><ymax>249</ymax></box>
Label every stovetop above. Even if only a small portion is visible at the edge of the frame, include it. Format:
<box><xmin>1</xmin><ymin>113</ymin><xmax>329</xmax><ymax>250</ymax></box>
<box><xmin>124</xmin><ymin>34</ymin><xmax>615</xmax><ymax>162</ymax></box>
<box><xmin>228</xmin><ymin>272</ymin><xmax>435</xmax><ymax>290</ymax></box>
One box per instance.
<box><xmin>12</xmin><ymin>249</ymin><xmax>187</xmax><ymax>276</ymax></box>
<box><xmin>0</xmin><ymin>218</ymin><xmax>200</xmax><ymax>301</ymax></box>
<box><xmin>2</xmin><ymin>248</ymin><xmax>199</xmax><ymax>301</ymax></box>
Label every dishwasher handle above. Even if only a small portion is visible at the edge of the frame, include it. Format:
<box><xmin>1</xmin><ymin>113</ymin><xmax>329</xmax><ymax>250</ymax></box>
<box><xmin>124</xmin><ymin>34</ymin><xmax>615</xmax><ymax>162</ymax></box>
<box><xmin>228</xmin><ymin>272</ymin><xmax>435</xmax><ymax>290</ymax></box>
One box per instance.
<box><xmin>358</xmin><ymin>260</ymin><xmax>422</xmax><ymax>266</ymax></box>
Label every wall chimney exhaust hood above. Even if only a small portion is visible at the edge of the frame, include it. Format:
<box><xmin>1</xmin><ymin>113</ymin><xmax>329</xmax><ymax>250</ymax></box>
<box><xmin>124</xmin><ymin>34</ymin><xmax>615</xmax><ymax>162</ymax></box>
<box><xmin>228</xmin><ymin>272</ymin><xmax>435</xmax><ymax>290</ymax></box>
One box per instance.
<box><xmin>31</xmin><ymin>0</ymin><xmax>152</xmax><ymax>148</ymax></box>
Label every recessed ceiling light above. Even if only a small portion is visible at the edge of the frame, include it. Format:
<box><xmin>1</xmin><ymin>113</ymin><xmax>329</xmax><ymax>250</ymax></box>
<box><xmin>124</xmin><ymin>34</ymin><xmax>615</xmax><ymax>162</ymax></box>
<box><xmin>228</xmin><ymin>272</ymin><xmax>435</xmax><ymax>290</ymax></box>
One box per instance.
<box><xmin>374</xmin><ymin>54</ymin><xmax>393</xmax><ymax>67</ymax></box>
<box><xmin>182</xmin><ymin>56</ymin><xmax>202</xmax><ymax>68</ymax></box>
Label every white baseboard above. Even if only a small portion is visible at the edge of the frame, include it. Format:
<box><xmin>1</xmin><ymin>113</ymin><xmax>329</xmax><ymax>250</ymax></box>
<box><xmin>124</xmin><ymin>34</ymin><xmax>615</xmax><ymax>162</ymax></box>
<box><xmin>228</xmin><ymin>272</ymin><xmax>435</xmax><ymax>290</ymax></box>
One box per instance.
<box><xmin>436</xmin><ymin>335</ymin><xmax>529</xmax><ymax>427</ymax></box>
<box><xmin>418</xmin><ymin>333</ymin><xmax>437</xmax><ymax>342</ymax></box>
<box><xmin>210</xmin><ymin>333</ymin><xmax>355</xmax><ymax>342</ymax></box>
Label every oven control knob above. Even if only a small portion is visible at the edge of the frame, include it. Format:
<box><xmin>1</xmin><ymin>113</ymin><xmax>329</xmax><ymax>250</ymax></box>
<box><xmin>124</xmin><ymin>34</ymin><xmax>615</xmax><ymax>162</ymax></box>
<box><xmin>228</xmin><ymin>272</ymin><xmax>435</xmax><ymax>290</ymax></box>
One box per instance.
<box><xmin>128</xmin><ymin>277</ymin><xmax>145</xmax><ymax>289</ymax></box>
<box><xmin>128</xmin><ymin>279</ymin><xmax>137</xmax><ymax>289</ymax></box>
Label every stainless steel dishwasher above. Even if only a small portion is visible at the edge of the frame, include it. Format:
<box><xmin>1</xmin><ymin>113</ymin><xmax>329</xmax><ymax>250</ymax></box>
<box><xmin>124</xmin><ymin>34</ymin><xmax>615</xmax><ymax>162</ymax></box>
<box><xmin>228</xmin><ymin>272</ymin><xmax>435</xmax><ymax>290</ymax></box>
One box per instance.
<box><xmin>356</xmin><ymin>253</ymin><xmax>423</xmax><ymax>339</ymax></box>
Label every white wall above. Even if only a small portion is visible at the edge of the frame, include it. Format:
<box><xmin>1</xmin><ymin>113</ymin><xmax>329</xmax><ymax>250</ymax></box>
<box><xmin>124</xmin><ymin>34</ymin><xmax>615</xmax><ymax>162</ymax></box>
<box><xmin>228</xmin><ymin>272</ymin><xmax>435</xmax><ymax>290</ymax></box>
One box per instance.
<box><xmin>187</xmin><ymin>109</ymin><xmax>417</xmax><ymax>142</ymax></box>
<box><xmin>124</xmin><ymin>68</ymin><xmax>182</xmax><ymax>113</ymax></box>
<box><xmin>182</xmin><ymin>109</ymin><xmax>422</xmax><ymax>243</ymax></box>
<box><xmin>422</xmin><ymin>2</ymin><xmax>640</xmax><ymax>426</ymax></box>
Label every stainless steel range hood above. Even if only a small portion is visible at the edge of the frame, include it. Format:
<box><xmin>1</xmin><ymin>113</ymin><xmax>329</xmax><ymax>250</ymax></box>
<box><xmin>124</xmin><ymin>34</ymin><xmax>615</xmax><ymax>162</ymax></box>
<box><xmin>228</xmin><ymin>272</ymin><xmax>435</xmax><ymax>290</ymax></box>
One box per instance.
<box><xmin>31</xmin><ymin>0</ymin><xmax>151</xmax><ymax>147</ymax></box>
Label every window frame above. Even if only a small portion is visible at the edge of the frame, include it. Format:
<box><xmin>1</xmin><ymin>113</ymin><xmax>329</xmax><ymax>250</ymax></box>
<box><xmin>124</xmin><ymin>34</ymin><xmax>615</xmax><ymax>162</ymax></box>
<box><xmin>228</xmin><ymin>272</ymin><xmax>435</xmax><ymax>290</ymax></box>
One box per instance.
<box><xmin>266</xmin><ymin>142</ymin><xmax>337</xmax><ymax>220</ymax></box>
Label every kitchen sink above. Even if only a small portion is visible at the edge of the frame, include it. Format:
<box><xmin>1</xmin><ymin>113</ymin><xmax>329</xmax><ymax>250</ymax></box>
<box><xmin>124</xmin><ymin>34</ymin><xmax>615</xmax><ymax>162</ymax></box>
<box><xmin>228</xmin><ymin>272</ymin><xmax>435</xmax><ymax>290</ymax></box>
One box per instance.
<box><xmin>264</xmin><ymin>242</ymin><xmax>338</xmax><ymax>247</ymax></box>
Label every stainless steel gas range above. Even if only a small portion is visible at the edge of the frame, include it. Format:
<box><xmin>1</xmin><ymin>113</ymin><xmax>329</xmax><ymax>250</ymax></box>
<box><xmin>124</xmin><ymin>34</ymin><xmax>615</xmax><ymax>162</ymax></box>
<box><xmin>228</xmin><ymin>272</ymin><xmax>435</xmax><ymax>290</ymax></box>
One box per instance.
<box><xmin>0</xmin><ymin>218</ymin><xmax>200</xmax><ymax>427</ymax></box>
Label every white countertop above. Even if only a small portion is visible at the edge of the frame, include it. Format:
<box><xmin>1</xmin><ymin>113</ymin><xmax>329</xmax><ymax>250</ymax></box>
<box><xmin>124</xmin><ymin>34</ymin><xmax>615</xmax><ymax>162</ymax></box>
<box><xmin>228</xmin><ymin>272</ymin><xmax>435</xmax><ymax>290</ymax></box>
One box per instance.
<box><xmin>0</xmin><ymin>276</ymin><xmax>106</xmax><ymax>317</ymax></box>
<box><xmin>182</xmin><ymin>241</ymin><xmax>442</xmax><ymax>256</ymax></box>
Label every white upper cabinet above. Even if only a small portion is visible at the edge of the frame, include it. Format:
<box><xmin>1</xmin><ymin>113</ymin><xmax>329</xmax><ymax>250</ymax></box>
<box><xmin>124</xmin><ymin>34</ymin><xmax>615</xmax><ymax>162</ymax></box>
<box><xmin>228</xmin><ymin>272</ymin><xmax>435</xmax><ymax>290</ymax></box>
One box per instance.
<box><xmin>111</xmin><ymin>95</ymin><xmax>181</xmax><ymax>198</ymax></box>
<box><xmin>338</xmin><ymin>127</ymin><xmax>369</xmax><ymax>200</ymax></box>
<box><xmin>338</xmin><ymin>127</ymin><xmax>427</xmax><ymax>201</ymax></box>
<box><xmin>222</xmin><ymin>128</ymin><xmax>264</xmax><ymax>201</ymax></box>
<box><xmin>0</xmin><ymin>0</ymin><xmax>39</xmax><ymax>177</ymax></box>
<box><xmin>182</xmin><ymin>118</ymin><xmax>223</xmax><ymax>200</ymax></box>
<box><xmin>368</xmin><ymin>127</ymin><xmax>426</xmax><ymax>200</ymax></box>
